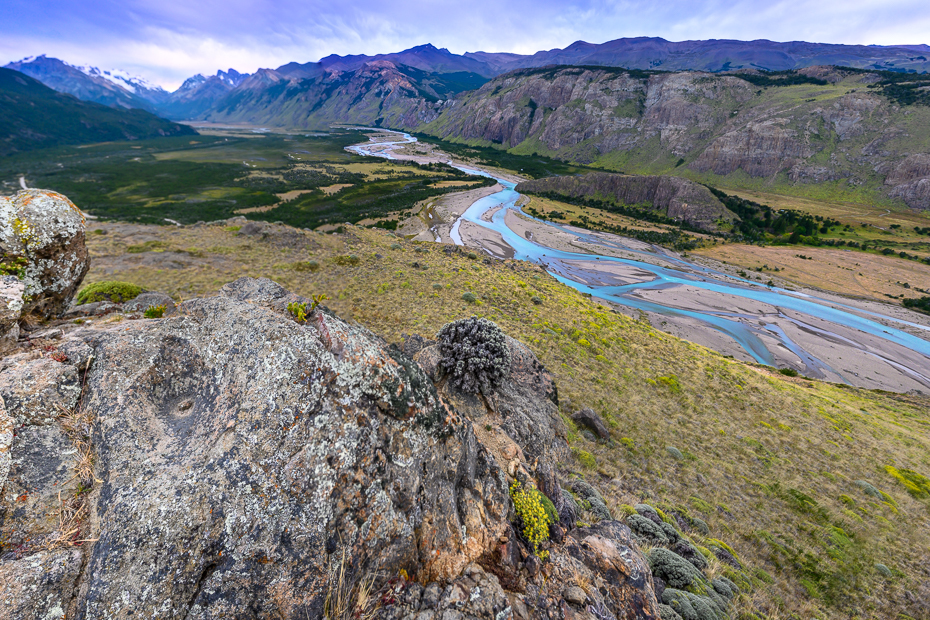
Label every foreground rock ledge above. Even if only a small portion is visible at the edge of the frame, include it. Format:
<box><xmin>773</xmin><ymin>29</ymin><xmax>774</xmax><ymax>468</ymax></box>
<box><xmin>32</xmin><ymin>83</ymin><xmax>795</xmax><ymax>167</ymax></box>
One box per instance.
<box><xmin>0</xmin><ymin>278</ymin><xmax>658</xmax><ymax>619</ymax></box>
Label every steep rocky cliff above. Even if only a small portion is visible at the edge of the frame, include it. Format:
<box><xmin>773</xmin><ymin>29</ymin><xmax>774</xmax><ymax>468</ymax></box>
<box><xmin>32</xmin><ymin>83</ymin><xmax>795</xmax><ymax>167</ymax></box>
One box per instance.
<box><xmin>516</xmin><ymin>172</ymin><xmax>735</xmax><ymax>230</ymax></box>
<box><xmin>421</xmin><ymin>66</ymin><xmax>930</xmax><ymax>209</ymax></box>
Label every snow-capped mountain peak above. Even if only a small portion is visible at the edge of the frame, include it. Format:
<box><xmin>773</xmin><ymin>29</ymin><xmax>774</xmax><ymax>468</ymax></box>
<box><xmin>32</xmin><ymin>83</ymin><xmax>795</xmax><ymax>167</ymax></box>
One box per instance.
<box><xmin>75</xmin><ymin>65</ymin><xmax>166</xmax><ymax>94</ymax></box>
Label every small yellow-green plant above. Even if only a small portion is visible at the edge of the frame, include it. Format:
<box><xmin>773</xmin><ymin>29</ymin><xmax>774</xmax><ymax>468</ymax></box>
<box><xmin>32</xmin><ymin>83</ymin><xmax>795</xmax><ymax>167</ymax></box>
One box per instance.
<box><xmin>288</xmin><ymin>294</ymin><xmax>328</xmax><ymax>324</ymax></box>
<box><xmin>510</xmin><ymin>480</ymin><xmax>551</xmax><ymax>560</ymax></box>
<box><xmin>311</xmin><ymin>293</ymin><xmax>329</xmax><ymax>311</ymax></box>
<box><xmin>0</xmin><ymin>255</ymin><xmax>28</xmax><ymax>278</ymax></box>
<box><xmin>288</xmin><ymin>302</ymin><xmax>308</xmax><ymax>323</ymax></box>
<box><xmin>144</xmin><ymin>304</ymin><xmax>166</xmax><ymax>318</ymax></box>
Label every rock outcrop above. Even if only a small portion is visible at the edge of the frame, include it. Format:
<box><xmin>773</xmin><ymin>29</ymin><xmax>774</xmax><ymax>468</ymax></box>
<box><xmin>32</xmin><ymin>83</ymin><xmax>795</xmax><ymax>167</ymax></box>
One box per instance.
<box><xmin>517</xmin><ymin>172</ymin><xmax>735</xmax><ymax>230</ymax></box>
<box><xmin>0</xmin><ymin>277</ymin><xmax>661</xmax><ymax>619</ymax></box>
<box><xmin>0</xmin><ymin>189</ymin><xmax>90</xmax><ymax>317</ymax></box>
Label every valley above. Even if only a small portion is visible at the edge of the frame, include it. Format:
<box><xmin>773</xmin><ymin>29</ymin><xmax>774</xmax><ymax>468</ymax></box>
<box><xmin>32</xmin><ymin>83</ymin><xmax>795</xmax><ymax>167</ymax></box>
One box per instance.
<box><xmin>3</xmin><ymin>25</ymin><xmax>930</xmax><ymax>620</ymax></box>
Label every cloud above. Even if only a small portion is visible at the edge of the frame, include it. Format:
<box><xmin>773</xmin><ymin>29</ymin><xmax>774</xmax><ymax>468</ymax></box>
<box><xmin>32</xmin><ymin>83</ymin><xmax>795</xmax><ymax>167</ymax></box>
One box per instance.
<box><xmin>2</xmin><ymin>0</ymin><xmax>928</xmax><ymax>90</ymax></box>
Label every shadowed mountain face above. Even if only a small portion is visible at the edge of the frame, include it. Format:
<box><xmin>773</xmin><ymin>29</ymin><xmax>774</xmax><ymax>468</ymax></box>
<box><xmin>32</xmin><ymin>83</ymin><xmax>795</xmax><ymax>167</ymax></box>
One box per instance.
<box><xmin>201</xmin><ymin>61</ymin><xmax>486</xmax><ymax>130</ymax></box>
<box><xmin>0</xmin><ymin>69</ymin><xmax>196</xmax><ymax>156</ymax></box>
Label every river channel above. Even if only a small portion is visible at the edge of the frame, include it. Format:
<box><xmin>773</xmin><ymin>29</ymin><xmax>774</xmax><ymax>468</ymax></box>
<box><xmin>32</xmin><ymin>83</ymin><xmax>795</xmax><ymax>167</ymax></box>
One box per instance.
<box><xmin>348</xmin><ymin>130</ymin><xmax>930</xmax><ymax>393</ymax></box>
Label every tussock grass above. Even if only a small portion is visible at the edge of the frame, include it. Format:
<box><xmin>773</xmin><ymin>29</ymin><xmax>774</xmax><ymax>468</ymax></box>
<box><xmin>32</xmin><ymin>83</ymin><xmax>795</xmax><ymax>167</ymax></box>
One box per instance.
<box><xmin>83</xmin><ymin>223</ymin><xmax>930</xmax><ymax>619</ymax></box>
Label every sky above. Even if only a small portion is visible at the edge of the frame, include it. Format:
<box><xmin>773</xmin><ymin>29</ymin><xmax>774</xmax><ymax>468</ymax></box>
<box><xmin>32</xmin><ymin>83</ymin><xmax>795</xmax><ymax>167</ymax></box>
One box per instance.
<box><xmin>2</xmin><ymin>0</ymin><xmax>929</xmax><ymax>90</ymax></box>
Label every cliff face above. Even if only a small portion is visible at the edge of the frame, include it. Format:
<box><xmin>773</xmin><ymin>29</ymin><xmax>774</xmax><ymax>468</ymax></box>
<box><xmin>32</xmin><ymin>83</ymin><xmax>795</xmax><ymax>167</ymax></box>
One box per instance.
<box><xmin>516</xmin><ymin>172</ymin><xmax>735</xmax><ymax>230</ymax></box>
<box><xmin>422</xmin><ymin>67</ymin><xmax>930</xmax><ymax>209</ymax></box>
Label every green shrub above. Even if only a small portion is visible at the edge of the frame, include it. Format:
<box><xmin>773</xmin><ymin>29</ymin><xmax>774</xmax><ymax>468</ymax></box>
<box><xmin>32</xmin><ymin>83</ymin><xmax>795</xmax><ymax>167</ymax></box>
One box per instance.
<box><xmin>332</xmin><ymin>254</ymin><xmax>360</xmax><ymax>266</ymax></box>
<box><xmin>650</xmin><ymin>548</ymin><xmax>707</xmax><ymax>591</ymax></box>
<box><xmin>540</xmin><ymin>495</ymin><xmax>559</xmax><ymax>525</ymax></box>
<box><xmin>875</xmin><ymin>563</ymin><xmax>893</xmax><ymax>578</ymax></box>
<box><xmin>510</xmin><ymin>480</ymin><xmax>551</xmax><ymax>559</ymax></box>
<box><xmin>287</xmin><ymin>302</ymin><xmax>308</xmax><ymax>323</ymax></box>
<box><xmin>778</xmin><ymin>367</ymin><xmax>799</xmax><ymax>377</ymax></box>
<box><xmin>691</xmin><ymin>518</ymin><xmax>710</xmax><ymax>536</ymax></box>
<box><xmin>629</xmin><ymin>514</ymin><xmax>669</xmax><ymax>544</ymax></box>
<box><xmin>666</xmin><ymin>446</ymin><xmax>685</xmax><ymax>460</ymax></box>
<box><xmin>531</xmin><ymin>295</ymin><xmax>543</xmax><ymax>305</ymax></box>
<box><xmin>572</xmin><ymin>448</ymin><xmax>596</xmax><ymax>469</ymax></box>
<box><xmin>461</xmin><ymin>292</ymin><xmax>477</xmax><ymax>303</ymax></box>
<box><xmin>143</xmin><ymin>305</ymin><xmax>166</xmax><ymax>319</ymax></box>
<box><xmin>432</xmin><ymin>283</ymin><xmax>443</xmax><ymax>290</ymax></box>
<box><xmin>0</xmin><ymin>255</ymin><xmax>28</xmax><ymax>278</ymax></box>
<box><xmin>301</xmin><ymin>259</ymin><xmax>321</xmax><ymax>272</ymax></box>
<box><xmin>885</xmin><ymin>465</ymin><xmax>930</xmax><ymax>498</ymax></box>
<box><xmin>76</xmin><ymin>281</ymin><xmax>143</xmax><ymax>304</ymax></box>
<box><xmin>855</xmin><ymin>480</ymin><xmax>883</xmax><ymax>499</ymax></box>
<box><xmin>466</xmin><ymin>252</ymin><xmax>478</xmax><ymax>260</ymax></box>
<box><xmin>390</xmin><ymin>243</ymin><xmax>402</xmax><ymax>250</ymax></box>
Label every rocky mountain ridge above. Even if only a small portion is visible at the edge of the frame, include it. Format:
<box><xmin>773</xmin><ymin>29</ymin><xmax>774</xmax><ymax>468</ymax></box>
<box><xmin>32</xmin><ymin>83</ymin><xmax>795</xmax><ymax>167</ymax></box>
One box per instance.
<box><xmin>420</xmin><ymin>65</ymin><xmax>930</xmax><ymax>210</ymax></box>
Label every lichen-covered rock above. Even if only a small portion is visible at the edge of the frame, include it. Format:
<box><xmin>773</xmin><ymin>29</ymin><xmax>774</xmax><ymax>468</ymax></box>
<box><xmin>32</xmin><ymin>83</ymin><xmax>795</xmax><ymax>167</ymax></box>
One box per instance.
<box><xmin>122</xmin><ymin>291</ymin><xmax>177</xmax><ymax>315</ymax></box>
<box><xmin>74</xmin><ymin>278</ymin><xmax>510</xmax><ymax>618</ymax></box>
<box><xmin>0</xmin><ymin>397</ymin><xmax>11</xmax><ymax>497</ymax></box>
<box><xmin>0</xmin><ymin>357</ymin><xmax>81</xmax><ymax>426</ymax></box>
<box><xmin>0</xmin><ymin>278</ymin><xmax>662</xmax><ymax>619</ymax></box>
<box><xmin>54</xmin><ymin>338</ymin><xmax>95</xmax><ymax>370</ymax></box>
<box><xmin>0</xmin><ymin>423</ymin><xmax>81</xmax><ymax>551</ymax></box>
<box><xmin>0</xmin><ymin>275</ymin><xmax>24</xmax><ymax>353</ymax></box>
<box><xmin>0</xmin><ymin>549</ymin><xmax>84</xmax><ymax>620</ymax></box>
<box><xmin>0</xmin><ymin>190</ymin><xmax>89</xmax><ymax>317</ymax></box>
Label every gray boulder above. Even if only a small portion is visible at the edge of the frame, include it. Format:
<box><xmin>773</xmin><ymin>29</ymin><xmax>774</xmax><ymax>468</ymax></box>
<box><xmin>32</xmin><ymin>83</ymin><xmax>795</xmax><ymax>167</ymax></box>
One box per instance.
<box><xmin>0</xmin><ymin>190</ymin><xmax>90</xmax><ymax>317</ymax></box>
<box><xmin>122</xmin><ymin>291</ymin><xmax>177</xmax><ymax>315</ymax></box>
<box><xmin>572</xmin><ymin>406</ymin><xmax>610</xmax><ymax>440</ymax></box>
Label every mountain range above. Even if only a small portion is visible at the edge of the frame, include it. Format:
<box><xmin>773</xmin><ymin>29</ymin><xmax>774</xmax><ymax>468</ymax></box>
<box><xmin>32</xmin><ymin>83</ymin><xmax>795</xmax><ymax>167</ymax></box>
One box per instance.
<box><xmin>7</xmin><ymin>38</ymin><xmax>930</xmax><ymax>119</ymax></box>
<box><xmin>4</xmin><ymin>39</ymin><xmax>930</xmax><ymax>209</ymax></box>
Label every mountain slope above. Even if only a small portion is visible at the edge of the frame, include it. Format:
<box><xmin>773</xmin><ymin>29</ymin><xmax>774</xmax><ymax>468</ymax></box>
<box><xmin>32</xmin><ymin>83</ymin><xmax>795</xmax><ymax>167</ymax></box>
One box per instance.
<box><xmin>0</xmin><ymin>69</ymin><xmax>196</xmax><ymax>156</ymax></box>
<box><xmin>421</xmin><ymin>65</ymin><xmax>930</xmax><ymax>209</ymax></box>
<box><xmin>4</xmin><ymin>55</ymin><xmax>159</xmax><ymax>111</ymax></box>
<box><xmin>202</xmin><ymin>61</ymin><xmax>486</xmax><ymax>130</ymax></box>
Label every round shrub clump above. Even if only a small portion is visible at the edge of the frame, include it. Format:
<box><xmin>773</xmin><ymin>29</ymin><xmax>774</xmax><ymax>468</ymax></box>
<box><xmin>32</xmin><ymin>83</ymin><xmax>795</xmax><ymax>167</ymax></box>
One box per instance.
<box><xmin>650</xmin><ymin>548</ymin><xmax>706</xmax><ymax>590</ymax></box>
<box><xmin>628</xmin><ymin>514</ymin><xmax>669</xmax><ymax>544</ymax></box>
<box><xmin>436</xmin><ymin>316</ymin><xmax>511</xmax><ymax>395</ymax></box>
<box><xmin>76</xmin><ymin>281</ymin><xmax>144</xmax><ymax>304</ymax></box>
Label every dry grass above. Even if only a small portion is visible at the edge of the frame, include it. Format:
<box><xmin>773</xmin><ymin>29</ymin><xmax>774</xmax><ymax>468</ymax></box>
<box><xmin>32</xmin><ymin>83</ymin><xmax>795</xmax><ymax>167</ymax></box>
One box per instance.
<box><xmin>324</xmin><ymin>546</ymin><xmax>381</xmax><ymax>620</ymax></box>
<box><xmin>45</xmin><ymin>400</ymin><xmax>99</xmax><ymax>551</ymax></box>
<box><xmin>693</xmin><ymin>243</ymin><xmax>930</xmax><ymax>303</ymax></box>
<box><xmin>81</xmin><ymin>222</ymin><xmax>930</xmax><ymax>619</ymax></box>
